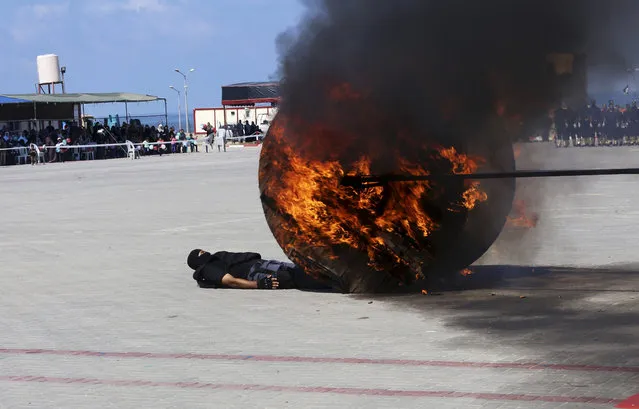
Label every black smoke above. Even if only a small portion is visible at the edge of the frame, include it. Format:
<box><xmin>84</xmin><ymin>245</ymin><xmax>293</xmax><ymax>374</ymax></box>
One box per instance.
<box><xmin>274</xmin><ymin>0</ymin><xmax>628</xmax><ymax>160</ymax></box>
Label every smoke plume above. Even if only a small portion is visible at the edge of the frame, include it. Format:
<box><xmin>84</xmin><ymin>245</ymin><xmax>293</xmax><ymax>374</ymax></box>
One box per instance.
<box><xmin>275</xmin><ymin>0</ymin><xmax>619</xmax><ymax>158</ymax></box>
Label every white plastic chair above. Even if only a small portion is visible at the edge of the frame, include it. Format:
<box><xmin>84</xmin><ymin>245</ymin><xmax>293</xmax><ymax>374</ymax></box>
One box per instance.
<box><xmin>126</xmin><ymin>140</ymin><xmax>139</xmax><ymax>159</ymax></box>
<box><xmin>81</xmin><ymin>145</ymin><xmax>95</xmax><ymax>160</ymax></box>
<box><xmin>15</xmin><ymin>147</ymin><xmax>28</xmax><ymax>164</ymax></box>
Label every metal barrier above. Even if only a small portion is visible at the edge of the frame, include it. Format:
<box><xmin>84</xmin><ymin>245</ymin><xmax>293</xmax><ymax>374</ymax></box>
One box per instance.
<box><xmin>0</xmin><ymin>138</ymin><xmax>259</xmax><ymax>166</ymax></box>
<box><xmin>0</xmin><ymin>140</ymin><xmax>203</xmax><ymax>152</ymax></box>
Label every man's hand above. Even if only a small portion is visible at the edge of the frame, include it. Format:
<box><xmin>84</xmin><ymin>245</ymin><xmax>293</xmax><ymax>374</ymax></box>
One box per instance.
<box><xmin>257</xmin><ymin>275</ymin><xmax>280</xmax><ymax>289</ymax></box>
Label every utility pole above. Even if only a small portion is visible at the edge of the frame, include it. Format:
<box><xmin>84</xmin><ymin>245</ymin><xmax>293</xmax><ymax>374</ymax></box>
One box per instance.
<box><xmin>175</xmin><ymin>68</ymin><xmax>195</xmax><ymax>133</ymax></box>
<box><xmin>169</xmin><ymin>86</ymin><xmax>182</xmax><ymax>130</ymax></box>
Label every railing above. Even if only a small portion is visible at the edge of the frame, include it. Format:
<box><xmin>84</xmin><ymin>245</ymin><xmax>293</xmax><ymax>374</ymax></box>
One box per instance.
<box><xmin>0</xmin><ymin>140</ymin><xmax>203</xmax><ymax>153</ymax></box>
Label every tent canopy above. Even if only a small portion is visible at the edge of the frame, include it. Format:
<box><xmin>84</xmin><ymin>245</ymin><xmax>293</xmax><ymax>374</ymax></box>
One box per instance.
<box><xmin>0</xmin><ymin>95</ymin><xmax>31</xmax><ymax>104</ymax></box>
<box><xmin>221</xmin><ymin>82</ymin><xmax>280</xmax><ymax>106</ymax></box>
<box><xmin>0</xmin><ymin>92</ymin><xmax>161</xmax><ymax>105</ymax></box>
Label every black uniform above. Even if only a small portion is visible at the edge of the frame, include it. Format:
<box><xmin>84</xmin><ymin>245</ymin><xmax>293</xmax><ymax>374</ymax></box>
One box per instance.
<box><xmin>604</xmin><ymin>108</ymin><xmax>619</xmax><ymax>143</ymax></box>
<box><xmin>555</xmin><ymin>107</ymin><xmax>574</xmax><ymax>145</ymax></box>
<box><xmin>629</xmin><ymin>105</ymin><xmax>639</xmax><ymax>142</ymax></box>
<box><xmin>187</xmin><ymin>250</ymin><xmax>333</xmax><ymax>291</ymax></box>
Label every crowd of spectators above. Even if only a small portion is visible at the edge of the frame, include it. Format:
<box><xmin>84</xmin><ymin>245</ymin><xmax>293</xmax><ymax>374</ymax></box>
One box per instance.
<box><xmin>553</xmin><ymin>100</ymin><xmax>639</xmax><ymax>147</ymax></box>
<box><xmin>0</xmin><ymin>119</ymin><xmax>200</xmax><ymax>166</ymax></box>
<box><xmin>232</xmin><ymin>120</ymin><xmax>262</xmax><ymax>138</ymax></box>
<box><xmin>202</xmin><ymin>120</ymin><xmax>264</xmax><ymax>143</ymax></box>
<box><xmin>9</xmin><ymin>101</ymin><xmax>636</xmax><ymax>167</ymax></box>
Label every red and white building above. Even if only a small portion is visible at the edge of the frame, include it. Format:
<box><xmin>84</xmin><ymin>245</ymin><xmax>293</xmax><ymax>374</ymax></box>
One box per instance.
<box><xmin>193</xmin><ymin>82</ymin><xmax>279</xmax><ymax>135</ymax></box>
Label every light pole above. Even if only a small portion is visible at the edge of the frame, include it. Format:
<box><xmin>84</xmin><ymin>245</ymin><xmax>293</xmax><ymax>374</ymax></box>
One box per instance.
<box><xmin>175</xmin><ymin>68</ymin><xmax>195</xmax><ymax>133</ymax></box>
<box><xmin>169</xmin><ymin>86</ymin><xmax>182</xmax><ymax>131</ymax></box>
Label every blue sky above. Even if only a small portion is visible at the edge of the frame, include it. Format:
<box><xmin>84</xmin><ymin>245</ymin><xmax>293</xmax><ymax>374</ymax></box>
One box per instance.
<box><xmin>0</xmin><ymin>0</ymin><xmax>306</xmax><ymax>117</ymax></box>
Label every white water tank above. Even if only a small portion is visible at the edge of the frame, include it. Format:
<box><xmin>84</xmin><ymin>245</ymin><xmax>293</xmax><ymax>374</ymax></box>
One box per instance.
<box><xmin>37</xmin><ymin>54</ymin><xmax>61</xmax><ymax>84</ymax></box>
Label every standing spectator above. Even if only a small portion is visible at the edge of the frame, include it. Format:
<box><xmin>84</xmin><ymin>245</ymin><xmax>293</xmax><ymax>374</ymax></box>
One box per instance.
<box><xmin>170</xmin><ymin>134</ymin><xmax>178</xmax><ymax>153</ymax></box>
<box><xmin>204</xmin><ymin>126</ymin><xmax>215</xmax><ymax>153</ymax></box>
<box><xmin>236</xmin><ymin>121</ymin><xmax>244</xmax><ymax>138</ymax></box>
<box><xmin>554</xmin><ymin>103</ymin><xmax>572</xmax><ymax>147</ymax></box>
<box><xmin>55</xmin><ymin>137</ymin><xmax>67</xmax><ymax>163</ymax></box>
<box><xmin>0</xmin><ymin>136</ymin><xmax>7</xmax><ymax>166</ymax></box>
<box><xmin>28</xmin><ymin>144</ymin><xmax>38</xmax><ymax>165</ymax></box>
<box><xmin>215</xmin><ymin>126</ymin><xmax>229</xmax><ymax>152</ymax></box>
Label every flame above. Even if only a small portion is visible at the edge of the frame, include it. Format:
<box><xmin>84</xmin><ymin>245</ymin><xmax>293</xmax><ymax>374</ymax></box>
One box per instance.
<box><xmin>262</xmin><ymin>81</ymin><xmax>490</xmax><ymax>285</ymax></box>
<box><xmin>438</xmin><ymin>147</ymin><xmax>484</xmax><ymax>175</ymax></box>
<box><xmin>263</xmin><ymin>116</ymin><xmax>489</xmax><ymax>281</ymax></box>
<box><xmin>513</xmin><ymin>144</ymin><xmax>522</xmax><ymax>160</ymax></box>
<box><xmin>506</xmin><ymin>199</ymin><xmax>538</xmax><ymax>228</ymax></box>
<box><xmin>462</xmin><ymin>182</ymin><xmax>488</xmax><ymax>210</ymax></box>
<box><xmin>460</xmin><ymin>268</ymin><xmax>473</xmax><ymax>277</ymax></box>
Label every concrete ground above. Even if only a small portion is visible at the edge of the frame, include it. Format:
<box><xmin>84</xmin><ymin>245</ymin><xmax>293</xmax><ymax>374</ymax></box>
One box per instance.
<box><xmin>0</xmin><ymin>145</ymin><xmax>637</xmax><ymax>408</ymax></box>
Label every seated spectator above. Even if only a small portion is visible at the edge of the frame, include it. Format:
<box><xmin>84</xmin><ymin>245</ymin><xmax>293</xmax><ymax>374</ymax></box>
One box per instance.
<box><xmin>187</xmin><ymin>134</ymin><xmax>198</xmax><ymax>152</ymax></box>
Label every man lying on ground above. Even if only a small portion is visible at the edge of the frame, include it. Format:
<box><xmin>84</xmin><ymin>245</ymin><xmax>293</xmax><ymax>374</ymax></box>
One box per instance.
<box><xmin>187</xmin><ymin>249</ymin><xmax>334</xmax><ymax>291</ymax></box>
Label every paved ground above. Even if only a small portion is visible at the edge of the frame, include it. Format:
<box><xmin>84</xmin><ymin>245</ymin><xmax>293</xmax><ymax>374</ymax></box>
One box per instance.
<box><xmin>0</xmin><ymin>145</ymin><xmax>637</xmax><ymax>408</ymax></box>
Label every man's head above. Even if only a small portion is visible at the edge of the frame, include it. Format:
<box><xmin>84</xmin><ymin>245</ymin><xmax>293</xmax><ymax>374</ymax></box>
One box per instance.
<box><xmin>187</xmin><ymin>249</ymin><xmax>212</xmax><ymax>270</ymax></box>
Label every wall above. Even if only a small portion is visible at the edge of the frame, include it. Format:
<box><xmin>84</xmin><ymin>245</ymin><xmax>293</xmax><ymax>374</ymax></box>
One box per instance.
<box><xmin>193</xmin><ymin>106</ymin><xmax>278</xmax><ymax>134</ymax></box>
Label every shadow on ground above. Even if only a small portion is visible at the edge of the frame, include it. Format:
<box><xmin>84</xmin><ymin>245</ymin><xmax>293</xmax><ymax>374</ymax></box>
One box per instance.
<box><xmin>355</xmin><ymin>264</ymin><xmax>639</xmax><ymax>367</ymax></box>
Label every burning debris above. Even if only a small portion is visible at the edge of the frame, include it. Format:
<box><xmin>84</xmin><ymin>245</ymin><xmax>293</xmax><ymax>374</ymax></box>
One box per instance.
<box><xmin>506</xmin><ymin>200</ymin><xmax>540</xmax><ymax>229</ymax></box>
<box><xmin>460</xmin><ymin>268</ymin><xmax>474</xmax><ymax>277</ymax></box>
<box><xmin>259</xmin><ymin>0</ymin><xmax>617</xmax><ymax>293</ymax></box>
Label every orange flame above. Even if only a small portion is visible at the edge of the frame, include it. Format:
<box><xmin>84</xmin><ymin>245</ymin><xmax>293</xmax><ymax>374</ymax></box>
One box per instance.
<box><xmin>513</xmin><ymin>145</ymin><xmax>522</xmax><ymax>160</ymax></box>
<box><xmin>438</xmin><ymin>147</ymin><xmax>485</xmax><ymax>175</ymax></box>
<box><xmin>460</xmin><ymin>268</ymin><xmax>473</xmax><ymax>277</ymax></box>
<box><xmin>264</xmin><ymin>118</ymin><xmax>489</xmax><ymax>276</ymax></box>
<box><xmin>506</xmin><ymin>200</ymin><xmax>538</xmax><ymax>228</ymax></box>
<box><xmin>263</xmin><ymin>82</ymin><xmax>489</xmax><ymax>282</ymax></box>
<box><xmin>462</xmin><ymin>182</ymin><xmax>488</xmax><ymax>210</ymax></box>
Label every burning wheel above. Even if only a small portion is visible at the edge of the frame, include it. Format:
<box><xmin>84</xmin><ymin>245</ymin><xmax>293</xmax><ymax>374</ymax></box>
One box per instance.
<box><xmin>259</xmin><ymin>114</ymin><xmax>515</xmax><ymax>294</ymax></box>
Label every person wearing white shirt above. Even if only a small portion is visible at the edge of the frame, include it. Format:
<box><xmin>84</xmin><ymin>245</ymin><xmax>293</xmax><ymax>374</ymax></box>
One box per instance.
<box><xmin>55</xmin><ymin>137</ymin><xmax>67</xmax><ymax>163</ymax></box>
<box><xmin>215</xmin><ymin>126</ymin><xmax>228</xmax><ymax>152</ymax></box>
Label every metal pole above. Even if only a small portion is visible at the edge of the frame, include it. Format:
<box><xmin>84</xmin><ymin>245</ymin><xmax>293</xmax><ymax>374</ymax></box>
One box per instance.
<box><xmin>177</xmin><ymin>91</ymin><xmax>182</xmax><ymax>130</ymax></box>
<box><xmin>175</xmin><ymin>68</ymin><xmax>194</xmax><ymax>133</ymax></box>
<box><xmin>163</xmin><ymin>98</ymin><xmax>168</xmax><ymax>129</ymax></box>
<box><xmin>33</xmin><ymin>102</ymin><xmax>38</xmax><ymax>131</ymax></box>
<box><xmin>341</xmin><ymin>167</ymin><xmax>639</xmax><ymax>188</ymax></box>
<box><xmin>169</xmin><ymin>86</ymin><xmax>182</xmax><ymax>130</ymax></box>
<box><xmin>184</xmin><ymin>78</ymin><xmax>189</xmax><ymax>133</ymax></box>
<box><xmin>125</xmin><ymin>102</ymin><xmax>129</xmax><ymax>123</ymax></box>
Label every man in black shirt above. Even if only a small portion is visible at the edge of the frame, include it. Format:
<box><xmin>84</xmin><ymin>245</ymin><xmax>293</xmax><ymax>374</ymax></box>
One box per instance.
<box><xmin>187</xmin><ymin>249</ymin><xmax>334</xmax><ymax>291</ymax></box>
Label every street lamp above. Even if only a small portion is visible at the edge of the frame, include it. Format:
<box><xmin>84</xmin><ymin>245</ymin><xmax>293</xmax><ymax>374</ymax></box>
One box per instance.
<box><xmin>60</xmin><ymin>66</ymin><xmax>67</xmax><ymax>94</ymax></box>
<box><xmin>175</xmin><ymin>68</ymin><xmax>195</xmax><ymax>133</ymax></box>
<box><xmin>169</xmin><ymin>85</ymin><xmax>182</xmax><ymax>131</ymax></box>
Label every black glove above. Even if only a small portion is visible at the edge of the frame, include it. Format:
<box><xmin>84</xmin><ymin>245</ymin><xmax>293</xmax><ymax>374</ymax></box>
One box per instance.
<box><xmin>257</xmin><ymin>276</ymin><xmax>274</xmax><ymax>289</ymax></box>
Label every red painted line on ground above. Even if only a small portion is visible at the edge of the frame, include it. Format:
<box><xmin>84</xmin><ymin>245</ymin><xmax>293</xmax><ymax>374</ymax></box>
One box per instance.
<box><xmin>0</xmin><ymin>348</ymin><xmax>637</xmax><ymax>374</ymax></box>
<box><xmin>617</xmin><ymin>394</ymin><xmax>639</xmax><ymax>408</ymax></box>
<box><xmin>0</xmin><ymin>375</ymin><xmax>623</xmax><ymax>404</ymax></box>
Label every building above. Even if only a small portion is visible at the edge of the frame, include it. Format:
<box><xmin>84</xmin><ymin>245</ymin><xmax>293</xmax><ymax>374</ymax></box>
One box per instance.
<box><xmin>193</xmin><ymin>82</ymin><xmax>279</xmax><ymax>135</ymax></box>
